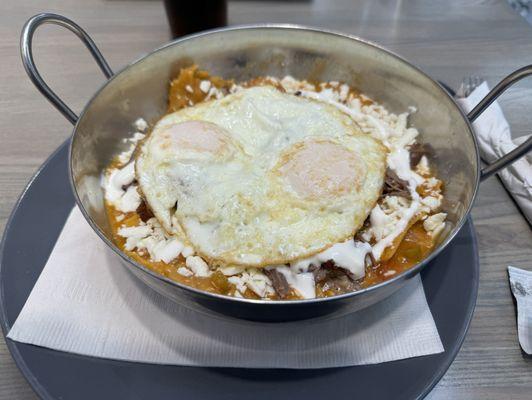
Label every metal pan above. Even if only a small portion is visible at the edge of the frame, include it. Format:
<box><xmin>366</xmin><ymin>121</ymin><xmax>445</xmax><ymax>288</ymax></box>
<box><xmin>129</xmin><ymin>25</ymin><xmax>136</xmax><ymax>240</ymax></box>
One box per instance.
<box><xmin>20</xmin><ymin>13</ymin><xmax>532</xmax><ymax>321</ymax></box>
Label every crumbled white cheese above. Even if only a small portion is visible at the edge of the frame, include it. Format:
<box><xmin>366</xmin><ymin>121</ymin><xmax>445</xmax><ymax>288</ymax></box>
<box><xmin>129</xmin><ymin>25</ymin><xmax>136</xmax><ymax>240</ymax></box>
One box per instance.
<box><xmin>206</xmin><ymin>86</ymin><xmax>224</xmax><ymax>100</ymax></box>
<box><xmin>228</xmin><ymin>276</ymin><xmax>247</xmax><ymax>294</ymax></box>
<box><xmin>423</xmin><ymin>213</ymin><xmax>447</xmax><ymax>238</ymax></box>
<box><xmin>244</xmin><ymin>269</ymin><xmax>274</xmax><ymax>298</ymax></box>
<box><xmin>205</xmin><ymin>85</ymin><xmax>226</xmax><ymax>100</ymax></box>
<box><xmin>103</xmin><ymin>162</ymin><xmax>141</xmax><ymax>212</ymax></box>
<box><xmin>177</xmin><ymin>267</ymin><xmax>193</xmax><ymax>277</ymax></box>
<box><xmin>134</xmin><ymin>118</ymin><xmax>148</xmax><ymax>132</ymax></box>
<box><xmin>118</xmin><ymin>224</ymin><xmax>152</xmax><ymax>240</ymax></box>
<box><xmin>416</xmin><ymin>155</ymin><xmax>430</xmax><ymax>175</ymax></box>
<box><xmin>120</xmin><ymin>186</ymin><xmax>141</xmax><ymax>212</ymax></box>
<box><xmin>181</xmin><ymin>245</ymin><xmax>194</xmax><ymax>258</ymax></box>
<box><xmin>392</xmin><ymin>127</ymin><xmax>418</xmax><ymax>149</ymax></box>
<box><xmin>186</xmin><ymin>256</ymin><xmax>211</xmax><ymax>277</ymax></box>
<box><xmin>131</xmin><ymin>131</ymin><xmax>146</xmax><ymax>142</ymax></box>
<box><xmin>339</xmin><ymin>84</ymin><xmax>349</xmax><ymax>101</ymax></box>
<box><xmin>199</xmin><ymin>80</ymin><xmax>211</xmax><ymax>93</ymax></box>
<box><xmin>117</xmin><ymin>148</ymin><xmax>133</xmax><ymax>165</ymax></box>
<box><xmin>118</xmin><ymin>224</ymin><xmax>152</xmax><ymax>251</ymax></box>
<box><xmin>118</xmin><ymin>218</ymin><xmax>184</xmax><ymax>264</ymax></box>
<box><xmin>421</xmin><ymin>195</ymin><xmax>442</xmax><ymax>212</ymax></box>
<box><xmin>155</xmin><ymin>238</ymin><xmax>184</xmax><ymax>263</ymax></box>
<box><xmin>219</xmin><ymin>265</ymin><xmax>246</xmax><ymax>276</ymax></box>
<box><xmin>279</xmin><ymin>75</ymin><xmax>314</xmax><ymax>92</ymax></box>
<box><xmin>226</xmin><ymin>269</ymin><xmax>274</xmax><ymax>297</ymax></box>
<box><xmin>246</xmin><ymin>280</ymin><xmax>269</xmax><ymax>298</ymax></box>
<box><xmin>395</xmin><ymin>113</ymin><xmax>408</xmax><ymax>132</ymax></box>
<box><xmin>424</xmin><ymin>177</ymin><xmax>441</xmax><ymax>191</ymax></box>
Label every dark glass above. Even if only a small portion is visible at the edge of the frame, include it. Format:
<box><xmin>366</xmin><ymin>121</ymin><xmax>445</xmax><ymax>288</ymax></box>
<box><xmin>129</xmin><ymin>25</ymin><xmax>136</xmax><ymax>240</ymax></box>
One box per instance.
<box><xmin>164</xmin><ymin>0</ymin><xmax>227</xmax><ymax>38</ymax></box>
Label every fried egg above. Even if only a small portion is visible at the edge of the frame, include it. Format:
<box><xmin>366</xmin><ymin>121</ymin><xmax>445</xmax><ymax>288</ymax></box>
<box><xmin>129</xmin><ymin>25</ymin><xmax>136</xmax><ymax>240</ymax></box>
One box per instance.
<box><xmin>136</xmin><ymin>86</ymin><xmax>386</xmax><ymax>267</ymax></box>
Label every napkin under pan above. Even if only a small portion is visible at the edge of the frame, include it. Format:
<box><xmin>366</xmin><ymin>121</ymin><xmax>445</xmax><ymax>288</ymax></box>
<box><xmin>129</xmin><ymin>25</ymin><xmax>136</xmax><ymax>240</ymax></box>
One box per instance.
<box><xmin>8</xmin><ymin>207</ymin><xmax>443</xmax><ymax>368</ymax></box>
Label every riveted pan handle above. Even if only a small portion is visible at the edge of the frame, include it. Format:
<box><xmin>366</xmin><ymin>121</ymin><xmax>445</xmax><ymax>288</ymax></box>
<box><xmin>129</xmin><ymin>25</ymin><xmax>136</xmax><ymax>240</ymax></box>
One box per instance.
<box><xmin>21</xmin><ymin>13</ymin><xmax>113</xmax><ymax>125</ymax></box>
<box><xmin>467</xmin><ymin>65</ymin><xmax>532</xmax><ymax>181</ymax></box>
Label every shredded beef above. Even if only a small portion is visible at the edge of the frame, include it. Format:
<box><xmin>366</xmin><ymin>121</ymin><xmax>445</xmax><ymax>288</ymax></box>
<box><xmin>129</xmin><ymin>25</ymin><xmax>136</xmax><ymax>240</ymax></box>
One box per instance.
<box><xmin>136</xmin><ymin>201</ymin><xmax>154</xmax><ymax>222</ymax></box>
<box><xmin>268</xmin><ymin>259</ymin><xmax>366</xmax><ymax>298</ymax></box>
<box><xmin>312</xmin><ymin>260</ymin><xmax>333</xmax><ymax>283</ymax></box>
<box><xmin>381</xmin><ymin>168</ymin><xmax>411</xmax><ymax>199</ymax></box>
<box><xmin>324</xmin><ymin>274</ymin><xmax>362</xmax><ymax>294</ymax></box>
<box><xmin>313</xmin><ymin>260</ymin><xmax>362</xmax><ymax>295</ymax></box>
<box><xmin>264</xmin><ymin>269</ymin><xmax>291</xmax><ymax>299</ymax></box>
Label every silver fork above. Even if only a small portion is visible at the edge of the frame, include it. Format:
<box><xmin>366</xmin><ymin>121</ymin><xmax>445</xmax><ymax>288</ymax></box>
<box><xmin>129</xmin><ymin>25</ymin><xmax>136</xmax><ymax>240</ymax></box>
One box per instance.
<box><xmin>456</xmin><ymin>75</ymin><xmax>483</xmax><ymax>98</ymax></box>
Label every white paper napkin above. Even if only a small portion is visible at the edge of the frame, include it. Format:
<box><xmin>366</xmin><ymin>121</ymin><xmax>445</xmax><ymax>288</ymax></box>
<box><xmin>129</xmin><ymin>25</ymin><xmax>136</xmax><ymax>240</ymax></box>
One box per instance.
<box><xmin>508</xmin><ymin>266</ymin><xmax>532</xmax><ymax>355</ymax></box>
<box><xmin>456</xmin><ymin>82</ymin><xmax>532</xmax><ymax>224</ymax></box>
<box><xmin>7</xmin><ymin>207</ymin><xmax>443</xmax><ymax>368</ymax></box>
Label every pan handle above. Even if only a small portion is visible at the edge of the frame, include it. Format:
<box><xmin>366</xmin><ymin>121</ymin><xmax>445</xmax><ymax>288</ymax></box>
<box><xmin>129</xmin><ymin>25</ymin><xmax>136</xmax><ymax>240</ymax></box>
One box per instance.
<box><xmin>20</xmin><ymin>13</ymin><xmax>113</xmax><ymax>125</ymax></box>
<box><xmin>467</xmin><ymin>65</ymin><xmax>532</xmax><ymax>181</ymax></box>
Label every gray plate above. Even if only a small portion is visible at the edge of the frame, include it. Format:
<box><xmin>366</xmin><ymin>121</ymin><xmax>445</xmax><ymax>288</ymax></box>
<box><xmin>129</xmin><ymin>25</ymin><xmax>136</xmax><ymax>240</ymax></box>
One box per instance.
<box><xmin>0</xmin><ymin>140</ymin><xmax>479</xmax><ymax>400</ymax></box>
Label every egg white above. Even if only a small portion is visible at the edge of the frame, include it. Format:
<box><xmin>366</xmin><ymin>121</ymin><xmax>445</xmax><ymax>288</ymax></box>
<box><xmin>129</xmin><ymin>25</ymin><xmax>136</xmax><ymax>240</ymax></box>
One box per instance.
<box><xmin>136</xmin><ymin>86</ymin><xmax>386</xmax><ymax>267</ymax></box>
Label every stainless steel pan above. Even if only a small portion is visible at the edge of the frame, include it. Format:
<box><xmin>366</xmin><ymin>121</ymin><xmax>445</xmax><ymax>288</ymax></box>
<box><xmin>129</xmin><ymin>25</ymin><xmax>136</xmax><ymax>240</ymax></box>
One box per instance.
<box><xmin>20</xmin><ymin>13</ymin><xmax>532</xmax><ymax>321</ymax></box>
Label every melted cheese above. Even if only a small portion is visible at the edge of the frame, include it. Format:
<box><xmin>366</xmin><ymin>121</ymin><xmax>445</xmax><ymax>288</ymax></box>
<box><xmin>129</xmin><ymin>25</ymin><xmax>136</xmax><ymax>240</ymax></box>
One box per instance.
<box><xmin>290</xmin><ymin>240</ymin><xmax>371</xmax><ymax>279</ymax></box>
<box><xmin>275</xmin><ymin>266</ymin><xmax>316</xmax><ymax>299</ymax></box>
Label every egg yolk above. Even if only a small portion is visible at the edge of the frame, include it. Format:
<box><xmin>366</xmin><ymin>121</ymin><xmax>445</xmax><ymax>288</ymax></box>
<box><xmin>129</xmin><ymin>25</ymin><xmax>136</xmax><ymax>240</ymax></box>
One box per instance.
<box><xmin>280</xmin><ymin>140</ymin><xmax>366</xmax><ymax>199</ymax></box>
<box><xmin>159</xmin><ymin>120</ymin><xmax>232</xmax><ymax>156</ymax></box>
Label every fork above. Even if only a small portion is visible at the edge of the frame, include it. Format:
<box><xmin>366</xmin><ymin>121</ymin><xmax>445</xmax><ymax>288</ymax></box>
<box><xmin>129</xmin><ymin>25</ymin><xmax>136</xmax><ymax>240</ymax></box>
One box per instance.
<box><xmin>456</xmin><ymin>75</ymin><xmax>483</xmax><ymax>98</ymax></box>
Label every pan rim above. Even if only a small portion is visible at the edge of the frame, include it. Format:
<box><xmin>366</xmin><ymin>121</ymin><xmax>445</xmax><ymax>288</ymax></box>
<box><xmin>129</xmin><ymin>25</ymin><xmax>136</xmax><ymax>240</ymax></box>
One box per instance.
<box><xmin>68</xmin><ymin>23</ymin><xmax>481</xmax><ymax>306</ymax></box>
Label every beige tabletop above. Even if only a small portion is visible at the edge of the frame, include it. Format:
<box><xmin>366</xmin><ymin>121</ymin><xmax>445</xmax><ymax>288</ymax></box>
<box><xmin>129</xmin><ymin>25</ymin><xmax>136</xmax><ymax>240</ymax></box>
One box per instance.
<box><xmin>1</xmin><ymin>0</ymin><xmax>531</xmax><ymax>399</ymax></box>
